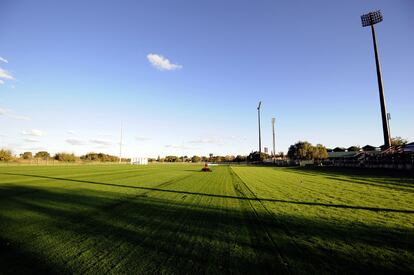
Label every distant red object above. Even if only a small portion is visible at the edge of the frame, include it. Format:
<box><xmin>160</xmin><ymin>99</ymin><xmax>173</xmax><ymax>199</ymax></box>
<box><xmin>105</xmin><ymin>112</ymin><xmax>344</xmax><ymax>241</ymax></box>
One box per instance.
<box><xmin>201</xmin><ymin>163</ymin><xmax>212</xmax><ymax>172</ymax></box>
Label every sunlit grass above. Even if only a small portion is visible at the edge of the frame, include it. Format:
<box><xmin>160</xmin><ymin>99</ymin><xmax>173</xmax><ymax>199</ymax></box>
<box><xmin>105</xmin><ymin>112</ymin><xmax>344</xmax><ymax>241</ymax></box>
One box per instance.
<box><xmin>0</xmin><ymin>164</ymin><xmax>413</xmax><ymax>274</ymax></box>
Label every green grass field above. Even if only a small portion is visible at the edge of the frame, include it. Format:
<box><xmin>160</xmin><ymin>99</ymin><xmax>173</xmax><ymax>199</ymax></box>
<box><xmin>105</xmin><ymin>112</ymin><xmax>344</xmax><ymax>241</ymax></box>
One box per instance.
<box><xmin>0</xmin><ymin>164</ymin><xmax>413</xmax><ymax>274</ymax></box>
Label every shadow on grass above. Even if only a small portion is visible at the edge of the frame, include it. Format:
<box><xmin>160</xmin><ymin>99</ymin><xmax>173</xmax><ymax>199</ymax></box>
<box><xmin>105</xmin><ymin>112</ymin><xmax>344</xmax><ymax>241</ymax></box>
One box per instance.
<box><xmin>2</xmin><ymin>172</ymin><xmax>414</xmax><ymax>214</ymax></box>
<box><xmin>287</xmin><ymin>166</ymin><xmax>414</xmax><ymax>190</ymax></box>
<box><xmin>0</xmin><ymin>185</ymin><xmax>413</xmax><ymax>274</ymax></box>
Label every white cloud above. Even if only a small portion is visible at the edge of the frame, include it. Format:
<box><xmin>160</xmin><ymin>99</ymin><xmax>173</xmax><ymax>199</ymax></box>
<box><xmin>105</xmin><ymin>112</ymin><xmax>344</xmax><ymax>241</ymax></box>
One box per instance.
<box><xmin>22</xmin><ymin>129</ymin><xmax>46</xmax><ymax>137</ymax></box>
<box><xmin>0</xmin><ymin>57</ymin><xmax>8</xmax><ymax>63</ymax></box>
<box><xmin>9</xmin><ymin>114</ymin><xmax>30</xmax><ymax>120</ymax></box>
<box><xmin>22</xmin><ymin>146</ymin><xmax>46</xmax><ymax>151</ymax></box>
<box><xmin>136</xmin><ymin>136</ymin><xmax>150</xmax><ymax>141</ymax></box>
<box><xmin>90</xmin><ymin>139</ymin><xmax>112</xmax><ymax>146</ymax></box>
<box><xmin>0</xmin><ymin>68</ymin><xmax>14</xmax><ymax>80</ymax></box>
<box><xmin>67</xmin><ymin>130</ymin><xmax>76</xmax><ymax>135</ymax></box>
<box><xmin>66</xmin><ymin>138</ymin><xmax>85</xmax><ymax>145</ymax></box>
<box><xmin>147</xmin><ymin>53</ymin><xmax>182</xmax><ymax>71</ymax></box>
<box><xmin>188</xmin><ymin>138</ymin><xmax>223</xmax><ymax>145</ymax></box>
<box><xmin>0</xmin><ymin>107</ymin><xmax>31</xmax><ymax>120</ymax></box>
<box><xmin>165</xmin><ymin>144</ymin><xmax>197</xmax><ymax>150</ymax></box>
<box><xmin>24</xmin><ymin>138</ymin><xmax>39</xmax><ymax>143</ymax></box>
<box><xmin>0</xmin><ymin>80</ymin><xmax>4</xmax><ymax>85</ymax></box>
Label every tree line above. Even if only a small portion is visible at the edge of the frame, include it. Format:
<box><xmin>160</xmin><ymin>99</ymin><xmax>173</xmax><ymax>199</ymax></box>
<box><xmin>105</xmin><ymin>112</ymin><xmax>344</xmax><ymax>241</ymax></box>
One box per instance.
<box><xmin>155</xmin><ymin>155</ymin><xmax>249</xmax><ymax>163</ymax></box>
<box><xmin>0</xmin><ymin>150</ymin><xmax>130</xmax><ymax>163</ymax></box>
<box><xmin>0</xmin><ymin>136</ymin><xmax>409</xmax><ymax>163</ymax></box>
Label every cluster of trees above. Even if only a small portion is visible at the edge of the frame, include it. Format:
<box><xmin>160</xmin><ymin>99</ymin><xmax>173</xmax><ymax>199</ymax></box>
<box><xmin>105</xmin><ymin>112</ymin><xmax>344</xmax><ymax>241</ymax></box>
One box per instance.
<box><xmin>287</xmin><ymin>141</ymin><xmax>328</xmax><ymax>161</ymax></box>
<box><xmin>80</xmin><ymin>153</ymin><xmax>122</xmax><ymax>162</ymax></box>
<box><xmin>391</xmin><ymin>136</ymin><xmax>409</xmax><ymax>146</ymax></box>
<box><xmin>155</xmin><ymin>155</ymin><xmax>249</xmax><ymax>163</ymax></box>
<box><xmin>0</xmin><ymin>150</ymin><xmax>129</xmax><ymax>163</ymax></box>
<box><xmin>19</xmin><ymin>151</ymin><xmax>50</xmax><ymax>160</ymax></box>
<box><xmin>1</xmin><ymin>136</ymin><xmax>409</xmax><ymax>163</ymax></box>
<box><xmin>0</xmin><ymin>149</ymin><xmax>13</xmax><ymax>161</ymax></box>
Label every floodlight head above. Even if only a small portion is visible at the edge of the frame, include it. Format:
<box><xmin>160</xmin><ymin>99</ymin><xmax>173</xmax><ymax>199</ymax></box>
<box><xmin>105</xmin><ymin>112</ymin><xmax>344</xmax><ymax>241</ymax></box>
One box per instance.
<box><xmin>361</xmin><ymin>10</ymin><xmax>383</xmax><ymax>27</ymax></box>
<box><xmin>257</xmin><ymin>101</ymin><xmax>261</xmax><ymax>110</ymax></box>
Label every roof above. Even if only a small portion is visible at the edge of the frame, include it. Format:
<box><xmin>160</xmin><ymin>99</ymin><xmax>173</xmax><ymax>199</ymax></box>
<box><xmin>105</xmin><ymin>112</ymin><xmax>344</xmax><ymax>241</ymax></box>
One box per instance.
<box><xmin>328</xmin><ymin>152</ymin><xmax>359</xmax><ymax>158</ymax></box>
<box><xmin>362</xmin><ymin>145</ymin><xmax>379</xmax><ymax>151</ymax></box>
<box><xmin>333</xmin><ymin>147</ymin><xmax>346</xmax><ymax>152</ymax></box>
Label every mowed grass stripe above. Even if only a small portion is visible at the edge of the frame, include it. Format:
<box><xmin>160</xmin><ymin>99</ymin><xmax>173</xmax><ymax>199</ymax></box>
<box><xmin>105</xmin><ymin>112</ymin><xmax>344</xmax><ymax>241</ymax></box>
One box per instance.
<box><xmin>231</xmin><ymin>165</ymin><xmax>414</xmax><ymax>273</ymax></box>
<box><xmin>1</xmin><ymin>164</ymin><xmax>413</xmax><ymax>274</ymax></box>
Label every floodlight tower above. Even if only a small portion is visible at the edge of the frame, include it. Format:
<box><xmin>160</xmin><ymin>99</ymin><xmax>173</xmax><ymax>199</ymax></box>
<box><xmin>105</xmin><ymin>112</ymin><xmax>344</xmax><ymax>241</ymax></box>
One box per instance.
<box><xmin>361</xmin><ymin>10</ymin><xmax>391</xmax><ymax>148</ymax></box>
<box><xmin>257</xmin><ymin>101</ymin><xmax>262</xmax><ymax>156</ymax></box>
<box><xmin>119</xmin><ymin>122</ymin><xmax>123</xmax><ymax>164</ymax></box>
<box><xmin>271</xmin><ymin>118</ymin><xmax>276</xmax><ymax>158</ymax></box>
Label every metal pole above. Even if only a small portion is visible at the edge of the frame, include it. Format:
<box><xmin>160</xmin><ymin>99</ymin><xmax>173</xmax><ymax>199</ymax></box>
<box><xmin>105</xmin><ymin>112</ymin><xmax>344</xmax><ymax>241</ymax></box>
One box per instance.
<box><xmin>272</xmin><ymin>118</ymin><xmax>276</xmax><ymax>158</ymax></box>
<box><xmin>257</xmin><ymin>102</ymin><xmax>262</xmax><ymax>157</ymax></box>
<box><xmin>370</xmin><ymin>23</ymin><xmax>391</xmax><ymax>148</ymax></box>
<box><xmin>119</xmin><ymin>122</ymin><xmax>123</xmax><ymax>164</ymax></box>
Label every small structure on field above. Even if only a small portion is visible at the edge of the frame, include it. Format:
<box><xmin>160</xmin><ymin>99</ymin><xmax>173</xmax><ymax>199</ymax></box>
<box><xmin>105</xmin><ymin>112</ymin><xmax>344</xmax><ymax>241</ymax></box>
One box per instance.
<box><xmin>201</xmin><ymin>163</ymin><xmax>212</xmax><ymax>172</ymax></box>
<box><xmin>131</xmin><ymin>157</ymin><xmax>148</xmax><ymax>165</ymax></box>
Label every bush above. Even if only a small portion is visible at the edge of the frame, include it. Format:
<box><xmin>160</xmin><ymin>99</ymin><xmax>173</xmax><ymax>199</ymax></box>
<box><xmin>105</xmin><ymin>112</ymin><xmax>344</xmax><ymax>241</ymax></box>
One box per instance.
<box><xmin>0</xmin><ymin>149</ymin><xmax>13</xmax><ymax>161</ymax></box>
<box><xmin>54</xmin><ymin>152</ymin><xmax>77</xmax><ymax>162</ymax></box>
<box><xmin>34</xmin><ymin>151</ymin><xmax>50</xmax><ymax>160</ymax></box>
<box><xmin>20</xmin><ymin>152</ymin><xmax>33</xmax><ymax>159</ymax></box>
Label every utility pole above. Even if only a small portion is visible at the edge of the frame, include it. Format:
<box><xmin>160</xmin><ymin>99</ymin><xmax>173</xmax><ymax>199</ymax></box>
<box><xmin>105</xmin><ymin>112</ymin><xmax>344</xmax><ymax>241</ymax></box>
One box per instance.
<box><xmin>361</xmin><ymin>10</ymin><xmax>391</xmax><ymax>148</ymax></box>
<box><xmin>119</xmin><ymin>122</ymin><xmax>123</xmax><ymax>164</ymax></box>
<box><xmin>257</xmin><ymin>101</ymin><xmax>262</xmax><ymax>158</ymax></box>
<box><xmin>271</xmin><ymin>118</ymin><xmax>276</xmax><ymax>158</ymax></box>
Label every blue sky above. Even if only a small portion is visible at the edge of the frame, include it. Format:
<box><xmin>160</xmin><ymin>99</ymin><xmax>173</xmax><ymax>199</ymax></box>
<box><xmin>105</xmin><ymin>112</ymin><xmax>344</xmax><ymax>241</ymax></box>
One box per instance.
<box><xmin>1</xmin><ymin>0</ymin><xmax>413</xmax><ymax>158</ymax></box>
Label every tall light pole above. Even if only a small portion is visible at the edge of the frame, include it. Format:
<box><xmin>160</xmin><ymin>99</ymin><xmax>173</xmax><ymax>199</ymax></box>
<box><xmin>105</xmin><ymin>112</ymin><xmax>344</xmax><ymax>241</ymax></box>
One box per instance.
<box><xmin>361</xmin><ymin>10</ymin><xmax>391</xmax><ymax>148</ymax></box>
<box><xmin>271</xmin><ymin>118</ymin><xmax>276</xmax><ymax>158</ymax></box>
<box><xmin>119</xmin><ymin>122</ymin><xmax>123</xmax><ymax>164</ymax></box>
<box><xmin>257</xmin><ymin>101</ymin><xmax>262</xmax><ymax>157</ymax></box>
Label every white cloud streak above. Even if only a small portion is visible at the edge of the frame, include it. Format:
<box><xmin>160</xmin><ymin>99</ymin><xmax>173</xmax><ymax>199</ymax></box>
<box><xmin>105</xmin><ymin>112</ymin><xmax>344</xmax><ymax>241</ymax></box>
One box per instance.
<box><xmin>9</xmin><ymin>114</ymin><xmax>31</xmax><ymax>120</ymax></box>
<box><xmin>164</xmin><ymin>144</ymin><xmax>197</xmax><ymax>150</ymax></box>
<box><xmin>147</xmin><ymin>53</ymin><xmax>182</xmax><ymax>71</ymax></box>
<box><xmin>136</xmin><ymin>136</ymin><xmax>150</xmax><ymax>141</ymax></box>
<box><xmin>24</xmin><ymin>138</ymin><xmax>40</xmax><ymax>143</ymax></box>
<box><xmin>22</xmin><ymin>129</ymin><xmax>46</xmax><ymax>137</ymax></box>
<box><xmin>90</xmin><ymin>139</ymin><xmax>113</xmax><ymax>146</ymax></box>
<box><xmin>188</xmin><ymin>138</ymin><xmax>223</xmax><ymax>145</ymax></box>
<box><xmin>0</xmin><ymin>107</ymin><xmax>31</xmax><ymax>120</ymax></box>
<box><xmin>0</xmin><ymin>67</ymin><xmax>14</xmax><ymax>80</ymax></box>
<box><xmin>66</xmin><ymin>138</ymin><xmax>85</xmax><ymax>145</ymax></box>
<box><xmin>0</xmin><ymin>57</ymin><xmax>8</xmax><ymax>63</ymax></box>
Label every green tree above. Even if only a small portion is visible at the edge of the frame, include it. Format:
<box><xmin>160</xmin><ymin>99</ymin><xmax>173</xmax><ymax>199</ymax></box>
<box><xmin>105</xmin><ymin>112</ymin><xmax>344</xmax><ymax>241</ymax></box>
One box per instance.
<box><xmin>80</xmin><ymin>152</ymin><xmax>119</xmax><ymax>162</ymax></box>
<box><xmin>287</xmin><ymin>141</ymin><xmax>314</xmax><ymax>160</ymax></box>
<box><xmin>391</xmin><ymin>136</ymin><xmax>408</xmax><ymax>146</ymax></box>
<box><xmin>34</xmin><ymin>151</ymin><xmax>50</xmax><ymax>160</ymax></box>
<box><xmin>234</xmin><ymin>155</ymin><xmax>247</xmax><ymax>162</ymax></box>
<box><xmin>247</xmin><ymin>151</ymin><xmax>269</xmax><ymax>162</ymax></box>
<box><xmin>0</xmin><ymin>149</ymin><xmax>13</xmax><ymax>161</ymax></box>
<box><xmin>224</xmin><ymin>155</ymin><xmax>235</xmax><ymax>162</ymax></box>
<box><xmin>165</xmin><ymin>156</ymin><xmax>178</xmax><ymax>162</ymax></box>
<box><xmin>313</xmin><ymin>144</ymin><xmax>328</xmax><ymax>160</ymax></box>
<box><xmin>348</xmin><ymin>146</ymin><xmax>361</xmax><ymax>152</ymax></box>
<box><xmin>191</xmin><ymin>155</ymin><xmax>201</xmax><ymax>163</ymax></box>
<box><xmin>20</xmin><ymin>151</ymin><xmax>33</xmax><ymax>159</ymax></box>
<box><xmin>54</xmin><ymin>152</ymin><xmax>77</xmax><ymax>162</ymax></box>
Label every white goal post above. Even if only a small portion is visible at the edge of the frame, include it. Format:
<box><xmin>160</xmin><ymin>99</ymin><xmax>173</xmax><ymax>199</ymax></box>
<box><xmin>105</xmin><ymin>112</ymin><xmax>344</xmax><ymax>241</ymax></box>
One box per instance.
<box><xmin>130</xmin><ymin>157</ymin><xmax>148</xmax><ymax>165</ymax></box>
